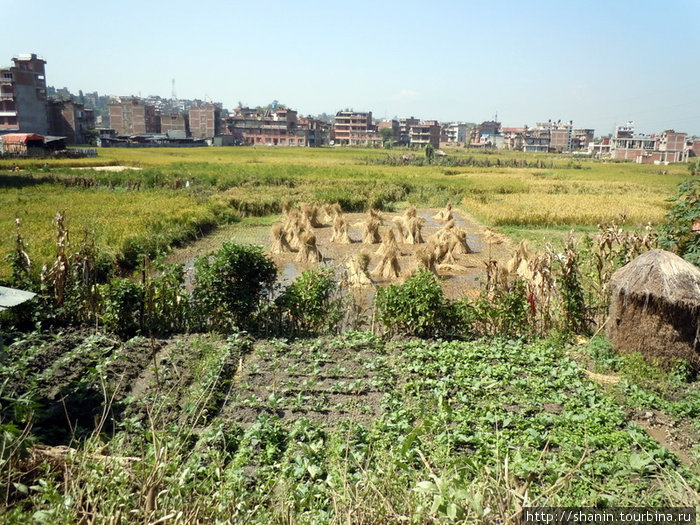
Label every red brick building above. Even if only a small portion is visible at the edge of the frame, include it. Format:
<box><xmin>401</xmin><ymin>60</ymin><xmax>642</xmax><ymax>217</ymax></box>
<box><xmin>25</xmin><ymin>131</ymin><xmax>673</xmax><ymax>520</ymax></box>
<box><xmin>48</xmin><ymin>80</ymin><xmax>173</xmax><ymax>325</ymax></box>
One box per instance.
<box><xmin>109</xmin><ymin>98</ymin><xmax>160</xmax><ymax>135</ymax></box>
<box><xmin>332</xmin><ymin>111</ymin><xmax>379</xmax><ymax>146</ymax></box>
<box><xmin>189</xmin><ymin>103</ymin><xmax>221</xmax><ymax>139</ymax></box>
<box><xmin>0</xmin><ymin>54</ymin><xmax>49</xmax><ymax>134</ymax></box>
<box><xmin>48</xmin><ymin>99</ymin><xmax>95</xmax><ymax>144</ymax></box>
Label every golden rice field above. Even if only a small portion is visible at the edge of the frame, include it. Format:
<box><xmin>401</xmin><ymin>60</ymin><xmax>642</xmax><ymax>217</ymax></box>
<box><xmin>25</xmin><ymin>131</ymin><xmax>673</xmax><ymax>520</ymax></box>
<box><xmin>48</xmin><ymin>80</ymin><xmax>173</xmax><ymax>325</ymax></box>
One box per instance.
<box><xmin>0</xmin><ymin>146</ymin><xmax>691</xmax><ymax>275</ymax></box>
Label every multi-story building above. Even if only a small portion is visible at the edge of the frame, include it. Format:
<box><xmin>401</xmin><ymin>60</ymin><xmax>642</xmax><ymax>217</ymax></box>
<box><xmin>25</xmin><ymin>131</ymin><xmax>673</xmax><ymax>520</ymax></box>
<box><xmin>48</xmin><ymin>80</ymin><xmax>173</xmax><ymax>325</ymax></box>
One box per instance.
<box><xmin>609</xmin><ymin>122</ymin><xmax>687</xmax><ymax>163</ymax></box>
<box><xmin>47</xmin><ymin>99</ymin><xmax>95</xmax><ymax>144</ymax></box>
<box><xmin>189</xmin><ymin>103</ymin><xmax>221</xmax><ymax>139</ymax></box>
<box><xmin>534</xmin><ymin>120</ymin><xmax>573</xmax><ymax>152</ymax></box>
<box><xmin>572</xmin><ymin>129</ymin><xmax>595</xmax><ymax>151</ymax></box>
<box><xmin>398</xmin><ymin>117</ymin><xmax>420</xmax><ymax>146</ymax></box>
<box><xmin>523</xmin><ymin>129</ymin><xmax>550</xmax><ymax>152</ymax></box>
<box><xmin>0</xmin><ymin>53</ymin><xmax>49</xmax><ymax>134</ymax></box>
<box><xmin>332</xmin><ymin>111</ymin><xmax>379</xmax><ymax>146</ymax></box>
<box><xmin>409</xmin><ymin>120</ymin><xmax>441</xmax><ymax>148</ymax></box>
<box><xmin>377</xmin><ymin>119</ymin><xmax>400</xmax><ymax>144</ymax></box>
<box><xmin>109</xmin><ymin>98</ymin><xmax>160</xmax><ymax>135</ymax></box>
<box><xmin>160</xmin><ymin>112</ymin><xmax>190</xmax><ymax>138</ymax></box>
<box><xmin>298</xmin><ymin>116</ymin><xmax>330</xmax><ymax>147</ymax></box>
<box><xmin>445</xmin><ymin>122</ymin><xmax>469</xmax><ymax>143</ymax></box>
<box><xmin>226</xmin><ymin>107</ymin><xmax>305</xmax><ymax>146</ymax></box>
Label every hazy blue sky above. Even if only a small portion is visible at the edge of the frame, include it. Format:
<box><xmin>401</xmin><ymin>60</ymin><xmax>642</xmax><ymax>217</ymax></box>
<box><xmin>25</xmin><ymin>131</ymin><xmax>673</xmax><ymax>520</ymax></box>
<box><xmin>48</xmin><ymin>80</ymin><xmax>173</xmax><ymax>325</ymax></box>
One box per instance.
<box><xmin>3</xmin><ymin>0</ymin><xmax>699</xmax><ymax>136</ymax></box>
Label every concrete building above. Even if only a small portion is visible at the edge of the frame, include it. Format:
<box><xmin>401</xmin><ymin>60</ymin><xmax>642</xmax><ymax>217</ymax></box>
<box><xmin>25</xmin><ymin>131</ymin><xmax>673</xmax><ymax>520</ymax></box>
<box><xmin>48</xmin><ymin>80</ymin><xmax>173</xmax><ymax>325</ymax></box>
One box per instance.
<box><xmin>534</xmin><ymin>120</ymin><xmax>573</xmax><ymax>152</ymax></box>
<box><xmin>0</xmin><ymin>54</ymin><xmax>49</xmax><ymax>134</ymax></box>
<box><xmin>109</xmin><ymin>98</ymin><xmax>160</xmax><ymax>135</ymax></box>
<box><xmin>398</xmin><ymin>117</ymin><xmax>420</xmax><ymax>146</ymax></box>
<box><xmin>610</xmin><ymin>122</ymin><xmax>687</xmax><ymax>163</ymax></box>
<box><xmin>298</xmin><ymin>116</ymin><xmax>330</xmax><ymax>147</ymax></box>
<box><xmin>572</xmin><ymin>129</ymin><xmax>595</xmax><ymax>151</ymax></box>
<box><xmin>189</xmin><ymin>103</ymin><xmax>221</xmax><ymax>139</ymax></box>
<box><xmin>47</xmin><ymin>99</ymin><xmax>95</xmax><ymax>144</ymax></box>
<box><xmin>409</xmin><ymin>120</ymin><xmax>441</xmax><ymax>148</ymax></box>
<box><xmin>226</xmin><ymin>107</ymin><xmax>308</xmax><ymax>146</ymax></box>
<box><xmin>445</xmin><ymin>122</ymin><xmax>469</xmax><ymax>143</ymax></box>
<box><xmin>332</xmin><ymin>111</ymin><xmax>379</xmax><ymax>146</ymax></box>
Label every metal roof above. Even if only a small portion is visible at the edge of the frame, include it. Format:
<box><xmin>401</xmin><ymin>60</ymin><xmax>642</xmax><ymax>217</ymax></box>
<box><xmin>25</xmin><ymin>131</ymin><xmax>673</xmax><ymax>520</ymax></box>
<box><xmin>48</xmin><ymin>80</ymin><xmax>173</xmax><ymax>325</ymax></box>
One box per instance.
<box><xmin>0</xmin><ymin>286</ymin><xmax>36</xmax><ymax>311</ymax></box>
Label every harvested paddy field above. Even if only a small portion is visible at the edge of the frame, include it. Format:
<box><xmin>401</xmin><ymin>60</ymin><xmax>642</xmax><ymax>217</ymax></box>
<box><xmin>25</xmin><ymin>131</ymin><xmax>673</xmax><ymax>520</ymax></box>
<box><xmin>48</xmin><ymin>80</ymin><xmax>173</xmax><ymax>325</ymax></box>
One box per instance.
<box><xmin>168</xmin><ymin>206</ymin><xmax>514</xmax><ymax>300</ymax></box>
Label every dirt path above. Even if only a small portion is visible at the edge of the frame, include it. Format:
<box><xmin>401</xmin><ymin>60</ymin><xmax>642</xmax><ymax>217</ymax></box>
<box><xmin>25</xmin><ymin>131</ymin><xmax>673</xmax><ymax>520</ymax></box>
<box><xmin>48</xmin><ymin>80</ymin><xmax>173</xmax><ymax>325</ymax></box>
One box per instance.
<box><xmin>167</xmin><ymin>206</ymin><xmax>515</xmax><ymax>299</ymax></box>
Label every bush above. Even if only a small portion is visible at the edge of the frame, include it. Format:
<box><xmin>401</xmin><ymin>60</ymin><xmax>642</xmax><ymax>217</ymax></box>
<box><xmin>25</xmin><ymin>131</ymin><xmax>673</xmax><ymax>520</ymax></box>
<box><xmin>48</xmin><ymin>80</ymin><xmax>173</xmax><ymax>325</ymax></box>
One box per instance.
<box><xmin>276</xmin><ymin>267</ymin><xmax>343</xmax><ymax>336</ymax></box>
<box><xmin>192</xmin><ymin>243</ymin><xmax>277</xmax><ymax>332</ymax></box>
<box><xmin>98</xmin><ymin>277</ymin><xmax>144</xmax><ymax>337</ymax></box>
<box><xmin>375</xmin><ymin>270</ymin><xmax>462</xmax><ymax>339</ymax></box>
<box><xmin>659</xmin><ymin>179</ymin><xmax>700</xmax><ymax>266</ymax></box>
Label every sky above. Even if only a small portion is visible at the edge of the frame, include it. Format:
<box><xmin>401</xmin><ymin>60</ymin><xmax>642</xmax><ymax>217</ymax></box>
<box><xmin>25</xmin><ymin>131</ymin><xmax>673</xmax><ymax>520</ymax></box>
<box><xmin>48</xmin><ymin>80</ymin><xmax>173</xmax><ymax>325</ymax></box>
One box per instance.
<box><xmin>2</xmin><ymin>0</ymin><xmax>699</xmax><ymax>136</ymax></box>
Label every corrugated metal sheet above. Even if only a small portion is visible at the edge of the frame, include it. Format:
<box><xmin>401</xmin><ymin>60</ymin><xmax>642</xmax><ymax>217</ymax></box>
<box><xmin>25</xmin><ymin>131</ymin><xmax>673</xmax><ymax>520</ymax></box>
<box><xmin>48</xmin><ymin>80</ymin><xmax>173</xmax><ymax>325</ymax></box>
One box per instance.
<box><xmin>1</xmin><ymin>133</ymin><xmax>44</xmax><ymax>145</ymax></box>
<box><xmin>0</xmin><ymin>286</ymin><xmax>36</xmax><ymax>311</ymax></box>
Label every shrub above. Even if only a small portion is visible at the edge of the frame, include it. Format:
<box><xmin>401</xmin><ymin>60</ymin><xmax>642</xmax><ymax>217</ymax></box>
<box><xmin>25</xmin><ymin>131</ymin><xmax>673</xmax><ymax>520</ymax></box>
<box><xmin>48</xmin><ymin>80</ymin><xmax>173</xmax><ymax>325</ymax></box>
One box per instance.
<box><xmin>98</xmin><ymin>277</ymin><xmax>144</xmax><ymax>337</ymax></box>
<box><xmin>658</xmin><ymin>179</ymin><xmax>700</xmax><ymax>266</ymax></box>
<box><xmin>276</xmin><ymin>267</ymin><xmax>343</xmax><ymax>336</ymax></box>
<box><xmin>192</xmin><ymin>243</ymin><xmax>277</xmax><ymax>332</ymax></box>
<box><xmin>375</xmin><ymin>270</ymin><xmax>462</xmax><ymax>339</ymax></box>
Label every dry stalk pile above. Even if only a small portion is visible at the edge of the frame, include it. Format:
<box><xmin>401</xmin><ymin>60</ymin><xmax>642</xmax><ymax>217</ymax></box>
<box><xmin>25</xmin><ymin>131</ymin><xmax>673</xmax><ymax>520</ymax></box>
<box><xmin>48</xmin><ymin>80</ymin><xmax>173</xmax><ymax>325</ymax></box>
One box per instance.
<box><xmin>346</xmin><ymin>251</ymin><xmax>373</xmax><ymax>287</ymax></box>
<box><xmin>372</xmin><ymin>245</ymin><xmax>401</xmax><ymax>279</ymax></box>
<box><xmin>296</xmin><ymin>231</ymin><xmax>323</xmax><ymax>263</ymax></box>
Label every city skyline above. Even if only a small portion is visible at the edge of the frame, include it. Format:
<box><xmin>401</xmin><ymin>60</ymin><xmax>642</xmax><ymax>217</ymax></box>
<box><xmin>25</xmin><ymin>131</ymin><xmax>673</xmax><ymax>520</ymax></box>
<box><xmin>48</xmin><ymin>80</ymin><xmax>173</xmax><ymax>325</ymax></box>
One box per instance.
<box><xmin>2</xmin><ymin>0</ymin><xmax>699</xmax><ymax>136</ymax></box>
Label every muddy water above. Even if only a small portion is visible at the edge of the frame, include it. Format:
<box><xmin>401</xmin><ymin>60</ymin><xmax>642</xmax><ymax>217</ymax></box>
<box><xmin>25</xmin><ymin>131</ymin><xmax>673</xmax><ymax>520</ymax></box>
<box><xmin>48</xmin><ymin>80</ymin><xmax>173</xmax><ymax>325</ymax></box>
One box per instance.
<box><xmin>167</xmin><ymin>208</ymin><xmax>514</xmax><ymax>300</ymax></box>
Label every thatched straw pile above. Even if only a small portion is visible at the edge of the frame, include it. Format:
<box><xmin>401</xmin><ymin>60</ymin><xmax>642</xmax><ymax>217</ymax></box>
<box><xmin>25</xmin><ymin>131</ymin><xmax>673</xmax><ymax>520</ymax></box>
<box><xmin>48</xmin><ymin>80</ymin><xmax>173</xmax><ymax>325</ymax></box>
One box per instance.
<box><xmin>330</xmin><ymin>214</ymin><xmax>352</xmax><ymax>244</ymax></box>
<box><xmin>375</xmin><ymin>228</ymin><xmax>398</xmax><ymax>256</ymax></box>
<box><xmin>322</xmin><ymin>203</ymin><xmax>343</xmax><ymax>223</ymax></box>
<box><xmin>372</xmin><ymin>245</ymin><xmax>401</xmax><ymax>279</ymax></box>
<box><xmin>270</xmin><ymin>223</ymin><xmax>293</xmax><ymax>253</ymax></box>
<box><xmin>414</xmin><ymin>245</ymin><xmax>437</xmax><ymax>274</ymax></box>
<box><xmin>280</xmin><ymin>209</ymin><xmax>305</xmax><ymax>251</ymax></box>
<box><xmin>432</xmin><ymin>203</ymin><xmax>453</xmax><ymax>222</ymax></box>
<box><xmin>296</xmin><ymin>231</ymin><xmax>323</xmax><ymax>263</ymax></box>
<box><xmin>301</xmin><ymin>203</ymin><xmax>324</xmax><ymax>228</ymax></box>
<box><xmin>362</xmin><ymin>217</ymin><xmax>382</xmax><ymax>244</ymax></box>
<box><xmin>607</xmin><ymin>249</ymin><xmax>700</xmax><ymax>371</ymax></box>
<box><xmin>347</xmin><ymin>251</ymin><xmax>373</xmax><ymax>287</ymax></box>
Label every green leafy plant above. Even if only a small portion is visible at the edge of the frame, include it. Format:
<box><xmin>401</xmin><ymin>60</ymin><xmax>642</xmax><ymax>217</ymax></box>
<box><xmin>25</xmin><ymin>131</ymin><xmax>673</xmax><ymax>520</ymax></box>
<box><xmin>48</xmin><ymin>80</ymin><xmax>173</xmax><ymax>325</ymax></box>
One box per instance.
<box><xmin>375</xmin><ymin>270</ymin><xmax>462</xmax><ymax>339</ymax></box>
<box><xmin>192</xmin><ymin>243</ymin><xmax>277</xmax><ymax>332</ymax></box>
<box><xmin>658</xmin><ymin>179</ymin><xmax>700</xmax><ymax>266</ymax></box>
<box><xmin>276</xmin><ymin>267</ymin><xmax>343</xmax><ymax>336</ymax></box>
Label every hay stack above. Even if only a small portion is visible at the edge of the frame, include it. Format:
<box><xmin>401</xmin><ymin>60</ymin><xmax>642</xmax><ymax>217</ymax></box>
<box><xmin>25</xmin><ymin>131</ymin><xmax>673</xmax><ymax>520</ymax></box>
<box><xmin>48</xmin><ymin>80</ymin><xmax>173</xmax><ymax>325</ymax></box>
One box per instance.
<box><xmin>362</xmin><ymin>217</ymin><xmax>382</xmax><ymax>244</ymax></box>
<box><xmin>607</xmin><ymin>249</ymin><xmax>700</xmax><ymax>371</ymax></box>
<box><xmin>301</xmin><ymin>203</ymin><xmax>324</xmax><ymax>228</ymax></box>
<box><xmin>414</xmin><ymin>245</ymin><xmax>437</xmax><ymax>274</ymax></box>
<box><xmin>296</xmin><ymin>231</ymin><xmax>323</xmax><ymax>263</ymax></box>
<box><xmin>271</xmin><ymin>223</ymin><xmax>294</xmax><ymax>253</ymax></box>
<box><xmin>330</xmin><ymin>214</ymin><xmax>352</xmax><ymax>244</ymax></box>
<box><xmin>404</xmin><ymin>216</ymin><xmax>425</xmax><ymax>244</ymax></box>
<box><xmin>322</xmin><ymin>203</ymin><xmax>342</xmax><ymax>223</ymax></box>
<box><xmin>347</xmin><ymin>251</ymin><xmax>373</xmax><ymax>287</ymax></box>
<box><xmin>283</xmin><ymin>211</ymin><xmax>305</xmax><ymax>251</ymax></box>
<box><xmin>372</xmin><ymin>245</ymin><xmax>401</xmax><ymax>279</ymax></box>
<box><xmin>432</xmin><ymin>203</ymin><xmax>453</xmax><ymax>222</ymax></box>
<box><xmin>375</xmin><ymin>228</ymin><xmax>398</xmax><ymax>256</ymax></box>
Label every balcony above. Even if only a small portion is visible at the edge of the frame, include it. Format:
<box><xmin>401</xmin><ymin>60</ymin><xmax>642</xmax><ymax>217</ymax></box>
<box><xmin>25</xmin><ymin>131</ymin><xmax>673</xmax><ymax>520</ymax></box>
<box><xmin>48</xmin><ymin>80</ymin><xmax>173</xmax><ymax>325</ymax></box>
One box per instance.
<box><xmin>0</xmin><ymin>93</ymin><xmax>14</xmax><ymax>101</ymax></box>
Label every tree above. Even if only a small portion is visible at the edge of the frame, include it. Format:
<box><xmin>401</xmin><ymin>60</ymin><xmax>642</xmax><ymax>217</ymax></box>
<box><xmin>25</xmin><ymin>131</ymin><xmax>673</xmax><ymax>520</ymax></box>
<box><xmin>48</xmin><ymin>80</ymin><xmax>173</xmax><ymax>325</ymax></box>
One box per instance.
<box><xmin>380</xmin><ymin>127</ymin><xmax>394</xmax><ymax>148</ymax></box>
<box><xmin>425</xmin><ymin>143</ymin><xmax>435</xmax><ymax>164</ymax></box>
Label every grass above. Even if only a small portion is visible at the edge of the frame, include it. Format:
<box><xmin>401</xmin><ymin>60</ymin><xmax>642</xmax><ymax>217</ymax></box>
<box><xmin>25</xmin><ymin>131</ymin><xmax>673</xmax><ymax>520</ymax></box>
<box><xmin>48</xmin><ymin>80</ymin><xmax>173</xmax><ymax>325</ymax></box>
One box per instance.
<box><xmin>0</xmin><ymin>147</ymin><xmax>691</xmax><ymax>276</ymax></box>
